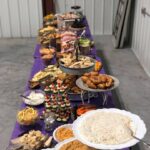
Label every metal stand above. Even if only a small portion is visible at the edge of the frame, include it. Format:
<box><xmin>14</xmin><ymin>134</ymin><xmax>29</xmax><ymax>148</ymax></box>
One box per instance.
<box><xmin>101</xmin><ymin>92</ymin><xmax>108</xmax><ymax>106</ymax></box>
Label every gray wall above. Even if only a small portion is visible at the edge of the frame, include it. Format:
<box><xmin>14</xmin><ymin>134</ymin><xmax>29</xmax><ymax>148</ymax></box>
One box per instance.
<box><xmin>55</xmin><ymin>0</ymin><xmax>119</xmax><ymax>35</ymax></box>
<box><xmin>0</xmin><ymin>0</ymin><xmax>119</xmax><ymax>38</ymax></box>
<box><xmin>132</xmin><ymin>0</ymin><xmax>150</xmax><ymax>76</ymax></box>
<box><xmin>0</xmin><ymin>0</ymin><xmax>43</xmax><ymax>38</ymax></box>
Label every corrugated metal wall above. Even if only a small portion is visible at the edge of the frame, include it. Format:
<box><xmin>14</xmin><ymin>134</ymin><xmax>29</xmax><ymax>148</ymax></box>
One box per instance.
<box><xmin>55</xmin><ymin>0</ymin><xmax>119</xmax><ymax>35</ymax></box>
<box><xmin>132</xmin><ymin>0</ymin><xmax>150</xmax><ymax>76</ymax></box>
<box><xmin>0</xmin><ymin>0</ymin><xmax>43</xmax><ymax>38</ymax></box>
<box><xmin>0</xmin><ymin>0</ymin><xmax>118</xmax><ymax>38</ymax></box>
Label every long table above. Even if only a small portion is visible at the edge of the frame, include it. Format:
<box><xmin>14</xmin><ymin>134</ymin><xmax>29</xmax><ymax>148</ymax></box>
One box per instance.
<box><xmin>10</xmin><ymin>18</ymin><xmax>130</xmax><ymax>150</ymax></box>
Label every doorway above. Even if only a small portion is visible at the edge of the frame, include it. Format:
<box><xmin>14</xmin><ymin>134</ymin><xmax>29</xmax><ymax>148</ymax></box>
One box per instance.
<box><xmin>42</xmin><ymin>0</ymin><xmax>55</xmax><ymax>16</ymax></box>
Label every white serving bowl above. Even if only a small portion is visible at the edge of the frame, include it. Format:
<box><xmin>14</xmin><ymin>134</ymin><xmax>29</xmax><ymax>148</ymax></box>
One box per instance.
<box><xmin>55</xmin><ymin>137</ymin><xmax>76</xmax><ymax>150</ymax></box>
<box><xmin>23</xmin><ymin>90</ymin><xmax>45</xmax><ymax>106</ymax></box>
<box><xmin>53</xmin><ymin>124</ymin><xmax>73</xmax><ymax>143</ymax></box>
<box><xmin>72</xmin><ymin>108</ymin><xmax>147</xmax><ymax>150</ymax></box>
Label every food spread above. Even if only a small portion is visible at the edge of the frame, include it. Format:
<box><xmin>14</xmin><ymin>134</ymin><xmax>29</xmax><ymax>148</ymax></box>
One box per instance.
<box><xmin>60</xmin><ymin>55</ymin><xmax>94</xmax><ymax>68</ymax></box>
<box><xmin>58</xmin><ymin>12</ymin><xmax>79</xmax><ymax>20</ymax></box>
<box><xmin>31</xmin><ymin>65</ymin><xmax>62</xmax><ymax>82</ymax></box>
<box><xmin>40</xmin><ymin>47</ymin><xmax>55</xmax><ymax>60</ymax></box>
<box><xmin>55</xmin><ymin>127</ymin><xmax>74</xmax><ymax>142</ymax></box>
<box><xmin>8</xmin><ymin>6</ymin><xmax>144</xmax><ymax>150</ymax></box>
<box><xmin>17</xmin><ymin>107</ymin><xmax>38</xmax><ymax>125</ymax></box>
<box><xmin>11</xmin><ymin>130</ymin><xmax>47</xmax><ymax>150</ymax></box>
<box><xmin>81</xmin><ymin>72</ymin><xmax>114</xmax><ymax>89</ymax></box>
<box><xmin>61</xmin><ymin>31</ymin><xmax>77</xmax><ymax>53</ymax></box>
<box><xmin>79</xmin><ymin>112</ymin><xmax>135</xmax><ymax>145</ymax></box>
<box><xmin>24</xmin><ymin>91</ymin><xmax>45</xmax><ymax>105</ymax></box>
<box><xmin>77</xmin><ymin>104</ymin><xmax>96</xmax><ymax>116</ymax></box>
<box><xmin>59</xmin><ymin>140</ymin><xmax>96</xmax><ymax>150</ymax></box>
<box><xmin>38</xmin><ymin>26</ymin><xmax>57</xmax><ymax>47</ymax></box>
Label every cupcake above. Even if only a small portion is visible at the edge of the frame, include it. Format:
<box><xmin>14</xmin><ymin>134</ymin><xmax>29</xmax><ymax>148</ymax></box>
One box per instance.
<box><xmin>65</xmin><ymin>101</ymin><xmax>71</xmax><ymax>107</ymax></box>
<box><xmin>53</xmin><ymin>88</ymin><xmax>58</xmax><ymax>94</ymax></box>
<box><xmin>60</xmin><ymin>102</ymin><xmax>65</xmax><ymax>108</ymax></box>
<box><xmin>59</xmin><ymin>86</ymin><xmax>65</xmax><ymax>93</ymax></box>
<box><xmin>49</xmin><ymin>83</ymin><xmax>55</xmax><ymax>89</ymax></box>
<box><xmin>44</xmin><ymin>86</ymin><xmax>51</xmax><ymax>93</ymax></box>
<box><xmin>52</xmin><ymin>102</ymin><xmax>57</xmax><ymax>109</ymax></box>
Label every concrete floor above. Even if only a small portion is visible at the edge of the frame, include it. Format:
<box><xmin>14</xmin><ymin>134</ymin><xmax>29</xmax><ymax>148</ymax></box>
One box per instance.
<box><xmin>94</xmin><ymin>35</ymin><xmax>150</xmax><ymax>150</ymax></box>
<box><xmin>0</xmin><ymin>36</ymin><xmax>150</xmax><ymax>149</ymax></box>
<box><xmin>0</xmin><ymin>38</ymin><xmax>35</xmax><ymax>149</ymax></box>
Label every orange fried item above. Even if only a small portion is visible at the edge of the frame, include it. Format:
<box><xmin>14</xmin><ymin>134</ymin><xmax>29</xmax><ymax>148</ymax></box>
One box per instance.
<box><xmin>42</xmin><ymin>54</ymin><xmax>54</xmax><ymax>60</ymax></box>
<box><xmin>97</xmin><ymin>83</ymin><xmax>106</xmax><ymax>89</ymax></box>
<box><xmin>94</xmin><ymin>61</ymin><xmax>103</xmax><ymax>72</ymax></box>
<box><xmin>86</xmin><ymin>80</ymin><xmax>97</xmax><ymax>89</ymax></box>
<box><xmin>90</xmin><ymin>71</ymin><xmax>99</xmax><ymax>76</ymax></box>
<box><xmin>77</xmin><ymin>105</ymin><xmax>96</xmax><ymax>116</ymax></box>
<box><xmin>90</xmin><ymin>76</ymin><xmax>100</xmax><ymax>84</ymax></box>
<box><xmin>81</xmin><ymin>76</ymin><xmax>89</xmax><ymax>83</ymax></box>
<box><xmin>100</xmin><ymin>75</ymin><xmax>107</xmax><ymax>83</ymax></box>
<box><xmin>82</xmin><ymin>73</ymin><xmax>114</xmax><ymax>89</ymax></box>
<box><xmin>83</xmin><ymin>72</ymin><xmax>91</xmax><ymax>77</ymax></box>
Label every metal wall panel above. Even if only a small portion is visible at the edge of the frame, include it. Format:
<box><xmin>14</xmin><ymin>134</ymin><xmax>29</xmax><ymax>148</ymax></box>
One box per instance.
<box><xmin>38</xmin><ymin>0</ymin><xmax>43</xmax><ymax>29</ymax></box>
<box><xmin>94</xmin><ymin>0</ymin><xmax>104</xmax><ymax>35</ymax></box>
<box><xmin>8</xmin><ymin>0</ymin><xmax>21</xmax><ymax>37</ymax></box>
<box><xmin>28</xmin><ymin>0</ymin><xmax>40</xmax><ymax>37</ymax></box>
<box><xmin>0</xmin><ymin>0</ymin><xmax>2</xmax><ymax>37</ymax></box>
<box><xmin>55</xmin><ymin>0</ymin><xmax>117</xmax><ymax>35</ymax></box>
<box><xmin>0</xmin><ymin>0</ymin><xmax>117</xmax><ymax>37</ymax></box>
<box><xmin>132</xmin><ymin>0</ymin><xmax>150</xmax><ymax>76</ymax></box>
<box><xmin>103</xmin><ymin>0</ymin><xmax>113</xmax><ymax>34</ymax></box>
<box><xmin>0</xmin><ymin>0</ymin><xmax>43</xmax><ymax>38</ymax></box>
<box><xmin>55</xmin><ymin>0</ymin><xmax>66</xmax><ymax>13</ymax></box>
<box><xmin>75</xmin><ymin>0</ymin><xmax>85</xmax><ymax>14</ymax></box>
<box><xmin>85</xmin><ymin>0</ymin><xmax>94</xmax><ymax>34</ymax></box>
<box><xmin>65</xmin><ymin>0</ymin><xmax>75</xmax><ymax>12</ymax></box>
<box><xmin>18</xmin><ymin>0</ymin><xmax>31</xmax><ymax>37</ymax></box>
<box><xmin>0</xmin><ymin>0</ymin><xmax>11</xmax><ymax>37</ymax></box>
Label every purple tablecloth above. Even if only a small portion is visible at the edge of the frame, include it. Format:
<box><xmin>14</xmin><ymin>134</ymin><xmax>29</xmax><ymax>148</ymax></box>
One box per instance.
<box><xmin>10</xmin><ymin>18</ymin><xmax>129</xmax><ymax>150</ymax></box>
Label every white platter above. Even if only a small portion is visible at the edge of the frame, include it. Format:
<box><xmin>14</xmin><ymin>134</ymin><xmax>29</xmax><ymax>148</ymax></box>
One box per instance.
<box><xmin>59</xmin><ymin>56</ymin><xmax>95</xmax><ymax>75</ymax></box>
<box><xmin>53</xmin><ymin>124</ymin><xmax>73</xmax><ymax>143</ymax></box>
<box><xmin>76</xmin><ymin>75</ymin><xmax>120</xmax><ymax>92</ymax></box>
<box><xmin>72</xmin><ymin>108</ymin><xmax>147</xmax><ymax>150</ymax></box>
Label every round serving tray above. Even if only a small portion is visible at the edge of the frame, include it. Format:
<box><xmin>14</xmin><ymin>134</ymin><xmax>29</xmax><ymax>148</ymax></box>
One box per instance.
<box><xmin>72</xmin><ymin>108</ymin><xmax>147</xmax><ymax>150</ymax></box>
<box><xmin>59</xmin><ymin>57</ymin><xmax>95</xmax><ymax>75</ymax></box>
<box><xmin>76</xmin><ymin>75</ymin><xmax>120</xmax><ymax>92</ymax></box>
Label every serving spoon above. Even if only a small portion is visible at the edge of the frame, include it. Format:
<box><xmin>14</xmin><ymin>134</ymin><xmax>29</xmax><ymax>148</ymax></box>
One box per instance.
<box><xmin>128</xmin><ymin>127</ymin><xmax>150</xmax><ymax>148</ymax></box>
<box><xmin>132</xmin><ymin>135</ymin><xmax>150</xmax><ymax>148</ymax></box>
<box><xmin>20</xmin><ymin>94</ymin><xmax>31</xmax><ymax>101</ymax></box>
